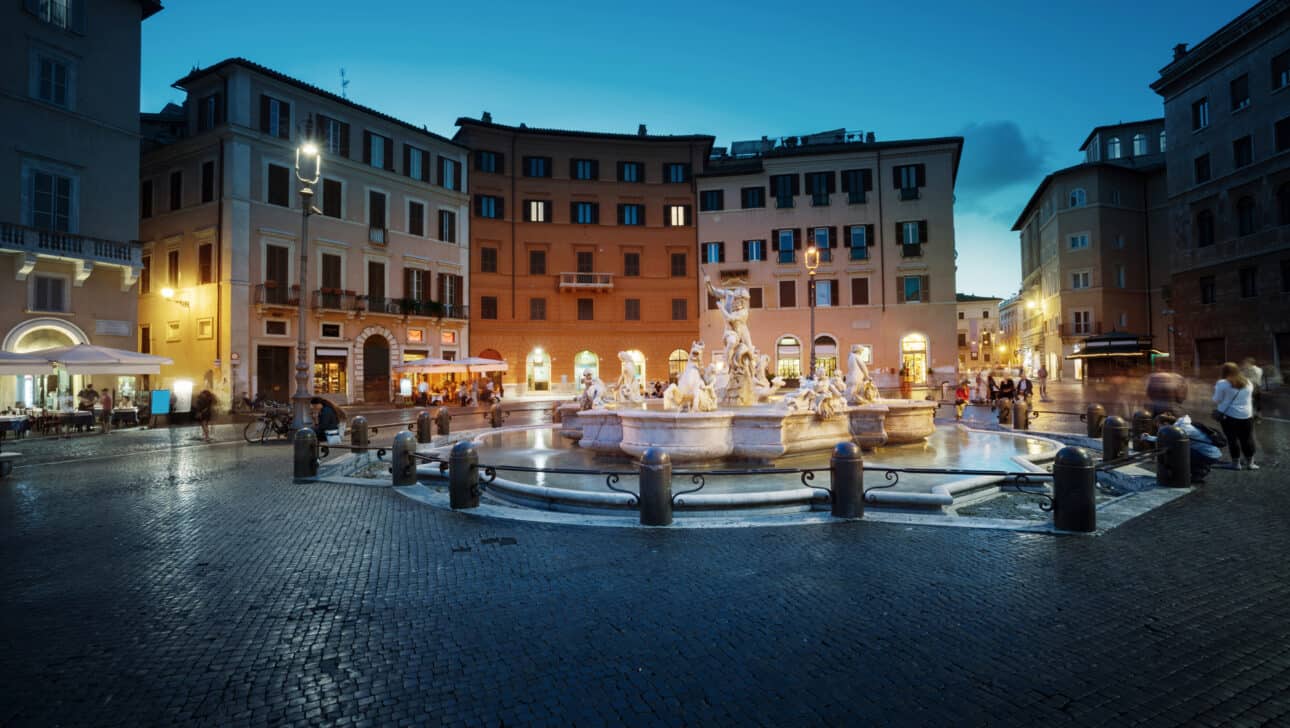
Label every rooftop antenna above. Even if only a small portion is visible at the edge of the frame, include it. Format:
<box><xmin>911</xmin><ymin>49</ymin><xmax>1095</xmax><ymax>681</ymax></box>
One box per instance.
<box><xmin>339</xmin><ymin>68</ymin><xmax>350</xmax><ymax>99</ymax></box>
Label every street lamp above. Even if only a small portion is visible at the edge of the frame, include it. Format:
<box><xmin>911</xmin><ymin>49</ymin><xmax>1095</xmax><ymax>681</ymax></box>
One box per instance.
<box><xmin>804</xmin><ymin>244</ymin><xmax>820</xmax><ymax>378</ymax></box>
<box><xmin>292</xmin><ymin>142</ymin><xmax>321</xmax><ymax>429</ymax></box>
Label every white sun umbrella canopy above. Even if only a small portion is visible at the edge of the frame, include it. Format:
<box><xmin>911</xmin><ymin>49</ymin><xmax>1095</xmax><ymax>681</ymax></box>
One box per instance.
<box><xmin>458</xmin><ymin>356</ymin><xmax>509</xmax><ymax>374</ymax></box>
<box><xmin>0</xmin><ymin>350</ymin><xmax>54</xmax><ymax>375</ymax></box>
<box><xmin>38</xmin><ymin>344</ymin><xmax>174</xmax><ymax>375</ymax></box>
<box><xmin>392</xmin><ymin>357</ymin><xmax>468</xmax><ymax>375</ymax></box>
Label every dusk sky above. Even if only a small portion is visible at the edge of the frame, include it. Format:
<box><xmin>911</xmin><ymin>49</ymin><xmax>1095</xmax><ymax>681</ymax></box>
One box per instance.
<box><xmin>141</xmin><ymin>0</ymin><xmax>1246</xmax><ymax>300</ymax></box>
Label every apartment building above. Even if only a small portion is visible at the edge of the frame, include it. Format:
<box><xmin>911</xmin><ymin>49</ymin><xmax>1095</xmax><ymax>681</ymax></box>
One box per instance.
<box><xmin>696</xmin><ymin>131</ymin><xmax>962</xmax><ymax>388</ymax></box>
<box><xmin>0</xmin><ymin>0</ymin><xmax>161</xmax><ymax>409</ymax></box>
<box><xmin>139</xmin><ymin>58</ymin><xmax>469</xmax><ymax>406</ymax></box>
<box><xmin>1012</xmin><ymin>120</ymin><xmax>1170</xmax><ymax>380</ymax></box>
<box><xmin>1150</xmin><ymin>0</ymin><xmax>1290</xmax><ymax>378</ymax></box>
<box><xmin>998</xmin><ymin>293</ymin><xmax>1024</xmax><ymax>372</ymax></box>
<box><xmin>453</xmin><ymin>116</ymin><xmax>713</xmax><ymax>393</ymax></box>
<box><xmin>955</xmin><ymin>294</ymin><xmax>1001</xmax><ymax>371</ymax></box>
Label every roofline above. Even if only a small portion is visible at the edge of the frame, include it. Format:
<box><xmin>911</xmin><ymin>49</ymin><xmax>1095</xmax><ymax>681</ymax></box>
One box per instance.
<box><xmin>1010</xmin><ymin>160</ymin><xmax>1162</xmax><ymax>231</ymax></box>
<box><xmin>698</xmin><ymin>136</ymin><xmax>965</xmax><ymax>182</ymax></box>
<box><xmin>454</xmin><ymin>117</ymin><xmax>716</xmax><ymax>149</ymax></box>
<box><xmin>955</xmin><ymin>294</ymin><xmax>1003</xmax><ymax>302</ymax></box>
<box><xmin>172</xmin><ymin>58</ymin><xmax>467</xmax><ymax>149</ymax></box>
<box><xmin>140</xmin><ymin>0</ymin><xmax>163</xmax><ymax>19</ymax></box>
<box><xmin>1077</xmin><ymin>118</ymin><xmax>1165</xmax><ymax>152</ymax></box>
<box><xmin>1151</xmin><ymin>0</ymin><xmax>1287</xmax><ymax>96</ymax></box>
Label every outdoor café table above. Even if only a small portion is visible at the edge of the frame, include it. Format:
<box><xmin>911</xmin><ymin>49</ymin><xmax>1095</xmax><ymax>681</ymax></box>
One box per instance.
<box><xmin>61</xmin><ymin>411</ymin><xmax>94</xmax><ymax>432</ymax></box>
<box><xmin>0</xmin><ymin>415</ymin><xmax>29</xmax><ymax>440</ymax></box>
<box><xmin>111</xmin><ymin>407</ymin><xmax>138</xmax><ymax>427</ymax></box>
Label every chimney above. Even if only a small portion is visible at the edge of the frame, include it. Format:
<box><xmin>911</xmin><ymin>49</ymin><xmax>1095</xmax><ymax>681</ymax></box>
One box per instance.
<box><xmin>638</xmin><ymin>124</ymin><xmax>648</xmax><ymax>136</ymax></box>
<box><xmin>481</xmin><ymin>111</ymin><xmax>492</xmax><ymax>123</ymax></box>
<box><xmin>1172</xmin><ymin>43</ymin><xmax>1188</xmax><ymax>60</ymax></box>
<box><xmin>865</xmin><ymin>131</ymin><xmax>875</xmax><ymax>143</ymax></box>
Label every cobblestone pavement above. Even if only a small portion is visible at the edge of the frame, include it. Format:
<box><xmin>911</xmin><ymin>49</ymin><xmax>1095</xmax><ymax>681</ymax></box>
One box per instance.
<box><xmin>2</xmin><ymin>419</ymin><xmax>1289</xmax><ymax>726</ymax></box>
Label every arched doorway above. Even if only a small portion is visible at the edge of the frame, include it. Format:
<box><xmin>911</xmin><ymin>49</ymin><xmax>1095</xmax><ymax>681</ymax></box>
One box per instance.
<box><xmin>814</xmin><ymin>335</ymin><xmax>838</xmax><ymax>377</ymax></box>
<box><xmin>363</xmin><ymin>336</ymin><xmax>390</xmax><ymax>402</ymax></box>
<box><xmin>3</xmin><ymin>318</ymin><xmax>89</xmax><ymax>410</ymax></box>
<box><xmin>478</xmin><ymin>348</ymin><xmax>502</xmax><ymax>361</ymax></box>
<box><xmin>573</xmin><ymin>350</ymin><xmax>599</xmax><ymax>382</ymax></box>
<box><xmin>667</xmin><ymin>349</ymin><xmax>689</xmax><ymax>383</ymax></box>
<box><xmin>900</xmin><ymin>333</ymin><xmax>929</xmax><ymax>384</ymax></box>
<box><xmin>776</xmin><ymin>335</ymin><xmax>801</xmax><ymax>383</ymax></box>
<box><xmin>526</xmin><ymin>348</ymin><xmax>551</xmax><ymax>392</ymax></box>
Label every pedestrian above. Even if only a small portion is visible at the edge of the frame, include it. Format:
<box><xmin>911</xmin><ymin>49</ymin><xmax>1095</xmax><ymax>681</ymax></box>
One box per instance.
<box><xmin>1241</xmin><ymin>357</ymin><xmax>1263</xmax><ymax>419</ymax></box>
<box><xmin>1145</xmin><ymin>370</ymin><xmax>1188</xmax><ymax>417</ymax></box>
<box><xmin>309</xmin><ymin>396</ymin><xmax>341</xmax><ymax>442</ymax></box>
<box><xmin>899</xmin><ymin>365</ymin><xmax>912</xmax><ymax>399</ymax></box>
<box><xmin>987</xmin><ymin>370</ymin><xmax>999</xmax><ymax>410</ymax></box>
<box><xmin>954</xmin><ymin>380</ymin><xmax>971</xmax><ymax>421</ymax></box>
<box><xmin>1152</xmin><ymin>411</ymin><xmax>1224</xmax><ymax>483</ymax></box>
<box><xmin>194</xmin><ymin>388</ymin><xmax>216</xmax><ymax>442</ymax></box>
<box><xmin>1016</xmin><ymin>373</ymin><xmax>1034</xmax><ymax>403</ymax></box>
<box><xmin>1212</xmin><ymin>362</ymin><xmax>1257</xmax><ymax>470</ymax></box>
<box><xmin>998</xmin><ymin>375</ymin><xmax>1016</xmax><ymax>404</ymax></box>
<box><xmin>974</xmin><ymin>369</ymin><xmax>985</xmax><ymax>403</ymax></box>
<box><xmin>100</xmin><ymin>388</ymin><xmax>114</xmax><ymax>434</ymax></box>
<box><xmin>1037</xmin><ymin>364</ymin><xmax>1049</xmax><ymax>401</ymax></box>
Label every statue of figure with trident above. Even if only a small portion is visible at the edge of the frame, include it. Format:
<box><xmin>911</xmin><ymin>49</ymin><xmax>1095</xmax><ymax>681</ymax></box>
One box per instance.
<box><xmin>705</xmin><ymin>275</ymin><xmax>757</xmax><ymax>405</ymax></box>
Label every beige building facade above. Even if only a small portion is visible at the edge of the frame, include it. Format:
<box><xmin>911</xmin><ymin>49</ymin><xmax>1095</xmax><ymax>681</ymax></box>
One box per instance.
<box><xmin>696</xmin><ymin>132</ymin><xmax>962</xmax><ymax>390</ymax></box>
<box><xmin>139</xmin><ymin>59</ymin><xmax>469</xmax><ymax>407</ymax></box>
<box><xmin>955</xmin><ymin>294</ymin><xmax>1001</xmax><ymax>372</ymax></box>
<box><xmin>0</xmin><ymin>0</ymin><xmax>161</xmax><ymax>408</ymax></box>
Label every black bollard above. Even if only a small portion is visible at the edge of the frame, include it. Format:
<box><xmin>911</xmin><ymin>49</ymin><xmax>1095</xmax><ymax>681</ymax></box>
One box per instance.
<box><xmin>997</xmin><ymin>399</ymin><xmax>1012</xmax><ymax>426</ymax></box>
<box><xmin>350</xmin><ymin>415</ymin><xmax>369</xmax><ymax>449</ymax></box>
<box><xmin>830</xmin><ymin>441</ymin><xmax>864</xmax><ymax>518</ymax></box>
<box><xmin>551</xmin><ymin>402</ymin><xmax>563</xmax><ymax>424</ymax></box>
<box><xmin>449</xmin><ymin>440</ymin><xmax>480</xmax><ymax>509</ymax></box>
<box><xmin>416</xmin><ymin>410</ymin><xmax>433</xmax><ymax>443</ymax></box>
<box><xmin>1052</xmin><ymin>446</ymin><xmax>1096</xmax><ymax>532</ymax></box>
<box><xmin>1156</xmin><ymin>425</ymin><xmax>1191</xmax><ymax>488</ymax></box>
<box><xmin>1012</xmin><ymin>399</ymin><xmax>1028</xmax><ymax>431</ymax></box>
<box><xmin>489</xmin><ymin>402</ymin><xmax>505</xmax><ymax>428</ymax></box>
<box><xmin>1102</xmin><ymin>415</ymin><xmax>1129</xmax><ymax>461</ymax></box>
<box><xmin>638</xmin><ymin>448</ymin><xmax>673</xmax><ymax>526</ymax></box>
<box><xmin>293</xmin><ymin>428</ymin><xmax>319</xmax><ymax>480</ymax></box>
<box><xmin>1131</xmin><ymin>409</ymin><xmax>1155</xmax><ymax>450</ymax></box>
<box><xmin>1086</xmin><ymin>404</ymin><xmax>1106</xmax><ymax>438</ymax></box>
<box><xmin>391</xmin><ymin>431</ymin><xmax>417</xmax><ymax>486</ymax></box>
<box><xmin>435</xmin><ymin>406</ymin><xmax>451</xmax><ymax>436</ymax></box>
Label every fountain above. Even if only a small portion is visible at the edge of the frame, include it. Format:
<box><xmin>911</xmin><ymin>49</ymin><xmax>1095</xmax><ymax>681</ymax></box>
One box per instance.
<box><xmin>556</xmin><ymin>276</ymin><xmax>938</xmax><ymax>463</ymax></box>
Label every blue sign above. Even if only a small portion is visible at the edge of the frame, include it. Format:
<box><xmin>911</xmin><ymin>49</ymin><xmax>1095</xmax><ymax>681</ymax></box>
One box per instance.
<box><xmin>151</xmin><ymin>389</ymin><xmax>171</xmax><ymax>416</ymax></box>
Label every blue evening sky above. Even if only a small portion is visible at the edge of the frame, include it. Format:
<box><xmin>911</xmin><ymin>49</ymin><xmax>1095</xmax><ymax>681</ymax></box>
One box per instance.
<box><xmin>141</xmin><ymin>0</ymin><xmax>1246</xmax><ymax>299</ymax></box>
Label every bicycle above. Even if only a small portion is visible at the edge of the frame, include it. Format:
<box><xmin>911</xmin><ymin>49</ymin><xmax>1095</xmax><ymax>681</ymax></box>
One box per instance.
<box><xmin>243</xmin><ymin>404</ymin><xmax>293</xmax><ymax>444</ymax></box>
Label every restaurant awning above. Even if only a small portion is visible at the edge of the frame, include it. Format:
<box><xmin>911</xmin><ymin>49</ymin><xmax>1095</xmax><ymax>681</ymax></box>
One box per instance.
<box><xmin>36</xmin><ymin>344</ymin><xmax>175</xmax><ymax>375</ymax></box>
<box><xmin>393</xmin><ymin>357</ymin><xmax>468</xmax><ymax>375</ymax></box>
<box><xmin>458</xmin><ymin>356</ymin><xmax>509</xmax><ymax>373</ymax></box>
<box><xmin>0</xmin><ymin>350</ymin><xmax>54</xmax><ymax>375</ymax></box>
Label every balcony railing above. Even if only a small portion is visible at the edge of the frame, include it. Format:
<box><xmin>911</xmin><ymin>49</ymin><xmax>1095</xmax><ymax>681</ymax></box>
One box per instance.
<box><xmin>369</xmin><ymin>226</ymin><xmax>387</xmax><ymax>245</ymax></box>
<box><xmin>778</xmin><ymin>250</ymin><xmax>796</xmax><ymax>264</ymax></box>
<box><xmin>848</xmin><ymin>191</ymin><xmax>867</xmax><ymax>205</ymax></box>
<box><xmin>849</xmin><ymin>247</ymin><xmax>869</xmax><ymax>261</ymax></box>
<box><xmin>901</xmin><ymin>243</ymin><xmax>923</xmax><ymax>258</ymax></box>
<box><xmin>1060</xmin><ymin>321</ymin><xmax>1103</xmax><ymax>338</ymax></box>
<box><xmin>0</xmin><ymin>221</ymin><xmax>141</xmax><ymax>267</ymax></box>
<box><xmin>559</xmin><ymin>272</ymin><xmax>614</xmax><ymax>291</ymax></box>
<box><xmin>361</xmin><ymin>296</ymin><xmax>403</xmax><ymax>315</ymax></box>
<box><xmin>900</xmin><ymin>187</ymin><xmax>921</xmax><ymax>201</ymax></box>
<box><xmin>255</xmin><ymin>283</ymin><xmax>298</xmax><ymax>306</ymax></box>
<box><xmin>811</xmin><ymin>193</ymin><xmax>830</xmax><ymax>207</ymax></box>
<box><xmin>312</xmin><ymin>290</ymin><xmax>360</xmax><ymax>311</ymax></box>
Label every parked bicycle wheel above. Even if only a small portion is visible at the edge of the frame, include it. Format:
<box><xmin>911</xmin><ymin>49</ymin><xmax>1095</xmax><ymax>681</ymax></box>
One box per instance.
<box><xmin>243</xmin><ymin>418</ymin><xmax>269</xmax><ymax>444</ymax></box>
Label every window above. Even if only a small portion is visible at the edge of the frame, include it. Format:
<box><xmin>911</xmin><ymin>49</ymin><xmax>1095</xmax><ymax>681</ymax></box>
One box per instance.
<box><xmin>1069</xmin><ymin>234</ymin><xmax>1090</xmax><ymax>250</ymax></box>
<box><xmin>523</xmin><ymin>156</ymin><xmax>552</xmax><ymax>178</ymax></box>
<box><xmin>1230</xmin><ymin>74</ymin><xmax>1250</xmax><ymax>112</ymax></box>
<box><xmin>1196</xmin><ymin>210</ymin><xmax>1215</xmax><ymax>247</ymax></box>
<box><xmin>1192</xmin><ymin>98</ymin><xmax>1210</xmax><ymax>130</ymax></box>
<box><xmin>958</xmin><ymin>312</ymin><xmax>965</xmax><ymax>320</ymax></box>
<box><xmin>405</xmin><ymin>145</ymin><xmax>430</xmax><ymax>183</ymax></box>
<box><xmin>140</xmin><ymin>179</ymin><xmax>153</xmax><ymax>219</ymax></box>
<box><xmin>779</xmin><ymin>280</ymin><xmax>796</xmax><ymax>308</ymax></box>
<box><xmin>900</xmin><ymin>275</ymin><xmax>926</xmax><ymax>303</ymax></box>
<box><xmin>810</xmin><ymin>226</ymin><xmax>835</xmax><ymax>262</ymax></box>
<box><xmin>958</xmin><ymin>333</ymin><xmax>968</xmax><ymax>347</ymax></box>
<box><xmin>265</xmin><ymin>320</ymin><xmax>287</xmax><ymax>336</ymax></box>
<box><xmin>201</xmin><ymin>161</ymin><xmax>215</xmax><ymax>203</ymax></box>
<box><xmin>1110</xmin><ymin>190</ymin><xmax>1121</xmax><ymax>205</ymax></box>
<box><xmin>1234</xmin><ymin>136</ymin><xmax>1253</xmax><ymax>168</ymax></box>
<box><xmin>316</xmin><ymin>115</ymin><xmax>350</xmax><ymax>158</ymax></box>
<box><xmin>438</xmin><ymin>210</ymin><xmax>457</xmax><ymax>242</ymax></box>
<box><xmin>438</xmin><ymin>157</ymin><xmax>462</xmax><ymax>190</ymax></box>
<box><xmin>29</xmin><ymin>169</ymin><xmax>72</xmax><ymax>232</ymax></box>
<box><xmin>1107</xmin><ymin>137</ymin><xmax>1121</xmax><ymax>159</ymax></box>
<box><xmin>806</xmin><ymin>171</ymin><xmax>834</xmax><ymax>206</ymax></box>
<box><xmin>572</xmin><ymin>201</ymin><xmax>599</xmax><ymax>224</ymax></box>
<box><xmin>29</xmin><ymin>0</ymin><xmax>73</xmax><ymax>28</ymax></box>
<box><xmin>475</xmin><ymin>150</ymin><xmax>502</xmax><ymax>174</ymax></box>
<box><xmin>480</xmin><ymin>296</ymin><xmax>498</xmax><ymax>319</ymax></box>
<box><xmin>577</xmin><ymin>298</ymin><xmax>594</xmax><ymax>321</ymax></box>
<box><xmin>850</xmin><ymin>277</ymin><xmax>869</xmax><ymax>305</ymax></box>
<box><xmin>663</xmin><ymin>163</ymin><xmax>690</xmax><ymax>183</ymax></box>
<box><xmin>199</xmin><ymin>243</ymin><xmax>213</xmax><ymax>284</ymax></box>
<box><xmin>259</xmin><ymin>95</ymin><xmax>290</xmax><ymax>139</ymax></box>
<box><xmin>31</xmin><ymin>274</ymin><xmax>67</xmax><ymax>313</ymax></box>
<box><xmin>1160</xmin><ymin>129</ymin><xmax>1167</xmax><ymax>152</ymax></box>
<box><xmin>529</xmin><ymin>250</ymin><xmax>546</xmax><ymax>275</ymax></box>
<box><xmin>321</xmin><ymin>322</ymin><xmax>342</xmax><ymax>338</ymax></box>
<box><xmin>530</xmin><ymin>297</ymin><xmax>546</xmax><ymax>321</ymax></box>
<box><xmin>198</xmin><ymin>94</ymin><xmax>222</xmax><ymax>132</ymax></box>
<box><xmin>140</xmin><ymin>325</ymin><xmax>151</xmax><ymax>353</ymax></box>
<box><xmin>480</xmin><ymin>247</ymin><xmax>498</xmax><ymax>273</ymax></box>
<box><xmin>1274</xmin><ymin>50</ymin><xmax>1290</xmax><ymax>90</ymax></box>
<box><xmin>893</xmin><ymin>164</ymin><xmax>925</xmax><ymax>200</ymax></box>
<box><xmin>35</xmin><ymin>54</ymin><xmax>70</xmax><ymax>107</ymax></box>
<box><xmin>770</xmin><ymin>174</ymin><xmax>798</xmax><ymax>208</ymax></box>
<box><xmin>899</xmin><ymin>220</ymin><xmax>926</xmax><ymax>257</ymax></box>
<box><xmin>323</xmin><ymin>255</ymin><xmax>342</xmax><ymax>292</ymax></box>
<box><xmin>671</xmin><ymin>299</ymin><xmax>687</xmax><ymax>321</ymax></box>
<box><xmin>624</xmin><ymin>252</ymin><xmax>640</xmax><ymax>277</ymax></box>
<box><xmin>322</xmin><ymin>178</ymin><xmax>343</xmax><ymax>218</ymax></box>
<box><xmin>1237</xmin><ymin>196</ymin><xmax>1256</xmax><ymax>236</ymax></box>
<box><xmin>776</xmin><ymin>229</ymin><xmax>799</xmax><ymax>263</ymax></box>
<box><xmin>1133</xmin><ymin>133</ymin><xmax>1148</xmax><ymax>156</ymax></box>
<box><xmin>1115</xmin><ymin>264</ymin><xmax>1126</xmax><ymax>288</ymax></box>
<box><xmin>169</xmin><ymin>170</ymin><xmax>183</xmax><ymax>211</ymax></box>
<box><xmin>625</xmin><ymin>299</ymin><xmax>640</xmax><ymax>321</ymax></box>
<box><xmin>571</xmin><ymin>159</ymin><xmax>598</xmax><ymax>180</ymax></box>
<box><xmin>699</xmin><ymin>190</ymin><xmax>724</xmax><ymax>211</ymax></box>
<box><xmin>618</xmin><ymin>204</ymin><xmax>643</xmax><ymax>225</ymax></box>
<box><xmin>140</xmin><ymin>255</ymin><xmax>151</xmax><ymax>294</ymax></box>
<box><xmin>475</xmin><ymin>194</ymin><xmax>503</xmax><ymax>219</ymax></box>
<box><xmin>368</xmin><ymin>190</ymin><xmax>387</xmax><ymax>242</ymax></box>
<box><xmin>367</xmin><ymin>261</ymin><xmax>386</xmax><ymax>301</ymax></box>
<box><xmin>670</xmin><ymin>252</ymin><xmax>686</xmax><ymax>277</ymax></box>
<box><xmin>524</xmin><ymin>200</ymin><xmax>551</xmax><ymax>223</ymax></box>
<box><xmin>841</xmin><ymin>169</ymin><xmax>872</xmax><ymax>204</ymax></box>
<box><xmin>1194</xmin><ymin>154</ymin><xmax>1211</xmax><ymax>184</ymax></box>
<box><xmin>1281</xmin><ymin>183</ymin><xmax>1290</xmax><ymax>225</ymax></box>
<box><xmin>167</xmin><ymin>249</ymin><xmax>180</xmax><ymax>287</ymax></box>
<box><xmin>1069</xmin><ymin>188</ymin><xmax>1086</xmax><ymax>207</ymax></box>
<box><xmin>749</xmin><ymin>288</ymin><xmax>763</xmax><ymax>308</ymax></box>
<box><xmin>741</xmin><ymin>186</ymin><xmax>765</xmax><ymax>208</ymax></box>
<box><xmin>1277</xmin><ymin>116</ymin><xmax>1290</xmax><ymax>153</ymax></box>
<box><xmin>1240</xmin><ymin>267</ymin><xmax>1257</xmax><ymax>298</ymax></box>
<box><xmin>702</xmin><ymin>242</ymin><xmax>725</xmax><ymax>264</ymax></box>
<box><xmin>1071</xmin><ymin>271</ymin><xmax>1090</xmax><ymax>289</ymax></box>
<box><xmin>1200</xmin><ymin>275</ymin><xmax>1216</xmax><ymax>304</ymax></box>
<box><xmin>742</xmin><ymin>239</ymin><xmax>766</xmax><ymax>262</ymax></box>
<box><xmin>665</xmin><ymin>205</ymin><xmax>691</xmax><ymax>226</ymax></box>
<box><xmin>618</xmin><ymin>161</ymin><xmax>643</xmax><ymax>182</ymax></box>
<box><xmin>982</xmin><ymin>310</ymin><xmax>989</xmax><ymax>319</ymax></box>
<box><xmin>363</xmin><ymin>131</ymin><xmax>393</xmax><ymax>171</ymax></box>
<box><xmin>408</xmin><ymin>201</ymin><xmax>425</xmax><ymax>237</ymax></box>
<box><xmin>267</xmin><ymin>164</ymin><xmax>290</xmax><ymax>207</ymax></box>
<box><xmin>813</xmin><ymin>279</ymin><xmax>837</xmax><ymax>307</ymax></box>
<box><xmin>1072</xmin><ymin>310</ymin><xmax>1092</xmax><ymax>334</ymax></box>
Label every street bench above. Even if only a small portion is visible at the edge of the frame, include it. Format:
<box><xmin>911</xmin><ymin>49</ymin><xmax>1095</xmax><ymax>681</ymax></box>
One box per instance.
<box><xmin>0</xmin><ymin>451</ymin><xmax>21</xmax><ymax>477</ymax></box>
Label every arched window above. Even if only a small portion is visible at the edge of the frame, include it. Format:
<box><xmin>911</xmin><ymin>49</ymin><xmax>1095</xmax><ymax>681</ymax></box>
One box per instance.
<box><xmin>814</xmin><ymin>335</ymin><xmax>838</xmax><ymax>376</ymax></box>
<box><xmin>525</xmin><ymin>348</ymin><xmax>551</xmax><ymax>392</ymax></box>
<box><xmin>1196</xmin><ymin>210</ymin><xmax>1215</xmax><ymax>247</ymax></box>
<box><xmin>1133</xmin><ymin>133</ymin><xmax>1148</xmax><ymax>156</ymax></box>
<box><xmin>1069</xmin><ymin>188</ymin><xmax>1086</xmax><ymax>208</ymax></box>
<box><xmin>1237</xmin><ymin>196</ymin><xmax>1256</xmax><ymax>236</ymax></box>
<box><xmin>1159</xmin><ymin>129</ymin><xmax>1167</xmax><ymax>153</ymax></box>
<box><xmin>1107</xmin><ymin>137</ymin><xmax>1122</xmax><ymax>159</ymax></box>
<box><xmin>775</xmin><ymin>336</ymin><xmax>801</xmax><ymax>381</ymax></box>
<box><xmin>573</xmin><ymin>350</ymin><xmax>599</xmax><ymax>382</ymax></box>
<box><xmin>900</xmin><ymin>333</ymin><xmax>929</xmax><ymax>385</ymax></box>
<box><xmin>667</xmin><ymin>349</ymin><xmax>689</xmax><ymax>382</ymax></box>
<box><xmin>1279</xmin><ymin>183</ymin><xmax>1290</xmax><ymax>226</ymax></box>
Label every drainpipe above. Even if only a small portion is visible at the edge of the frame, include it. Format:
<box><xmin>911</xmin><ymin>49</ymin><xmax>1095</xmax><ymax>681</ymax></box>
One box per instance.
<box><xmin>216</xmin><ymin>138</ymin><xmax>224</xmax><ymax>378</ymax></box>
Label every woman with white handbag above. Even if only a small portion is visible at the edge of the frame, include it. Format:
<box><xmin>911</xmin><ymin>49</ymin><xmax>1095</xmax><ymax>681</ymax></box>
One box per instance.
<box><xmin>1212</xmin><ymin>362</ymin><xmax>1258</xmax><ymax>470</ymax></box>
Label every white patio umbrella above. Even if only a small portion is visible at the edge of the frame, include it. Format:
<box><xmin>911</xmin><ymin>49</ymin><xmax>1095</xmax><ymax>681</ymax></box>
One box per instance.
<box><xmin>458</xmin><ymin>356</ymin><xmax>509</xmax><ymax>374</ymax></box>
<box><xmin>0</xmin><ymin>350</ymin><xmax>54</xmax><ymax>375</ymax></box>
<box><xmin>38</xmin><ymin>344</ymin><xmax>174</xmax><ymax>375</ymax></box>
<box><xmin>392</xmin><ymin>357</ymin><xmax>468</xmax><ymax>375</ymax></box>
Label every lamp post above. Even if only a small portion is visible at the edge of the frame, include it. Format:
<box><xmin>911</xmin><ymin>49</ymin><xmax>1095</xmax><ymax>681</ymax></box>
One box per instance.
<box><xmin>804</xmin><ymin>244</ymin><xmax>820</xmax><ymax>378</ymax></box>
<box><xmin>292</xmin><ymin>142</ymin><xmax>321</xmax><ymax>429</ymax></box>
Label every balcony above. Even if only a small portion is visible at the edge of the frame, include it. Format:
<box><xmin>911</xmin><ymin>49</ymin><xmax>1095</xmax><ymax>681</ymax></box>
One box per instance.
<box><xmin>361</xmin><ymin>296</ymin><xmax>403</xmax><ymax>315</ymax></box>
<box><xmin>810</xmin><ymin>193</ymin><xmax>830</xmax><ymax>207</ymax></box>
<box><xmin>255</xmin><ymin>283</ymin><xmax>298</xmax><ymax>307</ymax></box>
<box><xmin>775</xmin><ymin>195</ymin><xmax>794</xmax><ymax>209</ymax></box>
<box><xmin>900</xmin><ymin>187</ymin><xmax>921</xmax><ymax>201</ymax></box>
<box><xmin>777</xmin><ymin>250</ymin><xmax>796</xmax><ymax>264</ymax></box>
<box><xmin>1060</xmin><ymin>321</ymin><xmax>1103</xmax><ymax>338</ymax></box>
<box><xmin>311</xmin><ymin>290</ymin><xmax>360</xmax><ymax>311</ymax></box>
<box><xmin>368</xmin><ymin>226</ymin><xmax>387</xmax><ymax>245</ymax></box>
<box><xmin>849</xmin><ymin>247</ymin><xmax>869</xmax><ymax>261</ymax></box>
<box><xmin>558</xmin><ymin>272</ymin><xmax>614</xmax><ymax>291</ymax></box>
<box><xmin>901</xmin><ymin>243</ymin><xmax>923</xmax><ymax>258</ymax></box>
<box><xmin>848</xmin><ymin>191</ymin><xmax>867</xmax><ymax>205</ymax></box>
<box><xmin>1</xmin><ymin>220</ymin><xmax>142</xmax><ymax>288</ymax></box>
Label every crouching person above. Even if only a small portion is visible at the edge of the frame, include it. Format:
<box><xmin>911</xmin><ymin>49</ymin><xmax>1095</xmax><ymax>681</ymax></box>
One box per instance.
<box><xmin>1152</xmin><ymin>411</ymin><xmax>1224</xmax><ymax>483</ymax></box>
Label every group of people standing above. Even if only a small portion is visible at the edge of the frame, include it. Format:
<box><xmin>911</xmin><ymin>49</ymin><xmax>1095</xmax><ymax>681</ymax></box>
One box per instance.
<box><xmin>952</xmin><ymin>368</ymin><xmax>1039</xmax><ymax>421</ymax></box>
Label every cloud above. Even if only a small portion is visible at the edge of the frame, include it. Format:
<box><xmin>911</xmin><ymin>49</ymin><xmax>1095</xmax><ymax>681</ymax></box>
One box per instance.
<box><xmin>954</xmin><ymin>121</ymin><xmax>1048</xmax><ymax>194</ymax></box>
